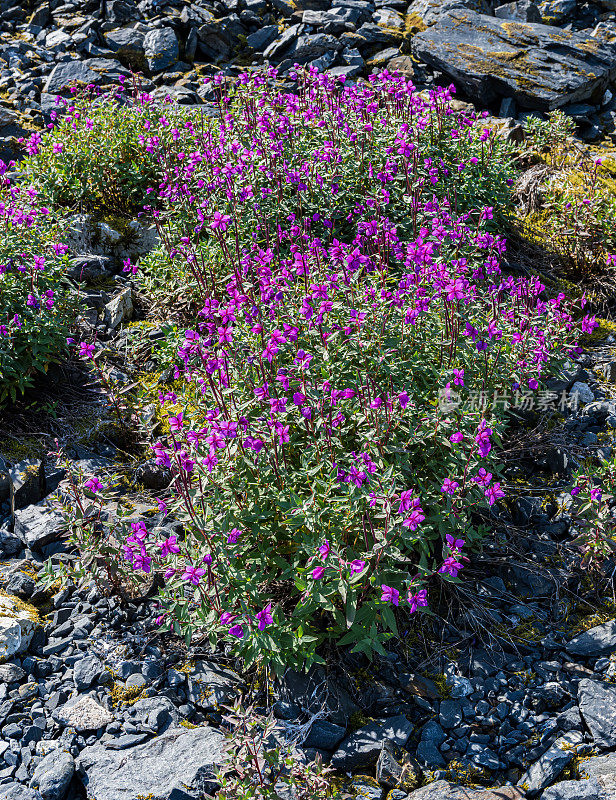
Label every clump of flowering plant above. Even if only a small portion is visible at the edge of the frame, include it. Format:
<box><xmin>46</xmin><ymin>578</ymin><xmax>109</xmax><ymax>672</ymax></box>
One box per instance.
<box><xmin>0</xmin><ymin>163</ymin><xmax>77</xmax><ymax>404</ymax></box>
<box><xmin>55</xmin><ymin>69</ymin><xmax>593</xmax><ymax>671</ymax></box>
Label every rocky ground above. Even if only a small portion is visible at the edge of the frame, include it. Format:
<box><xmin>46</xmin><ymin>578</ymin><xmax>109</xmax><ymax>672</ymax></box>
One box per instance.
<box><xmin>2</xmin><ymin>0</ymin><xmax>616</xmax><ymax>799</ymax></box>
<box><xmin>0</xmin><ymin>0</ymin><xmax>616</xmax><ymax>157</ymax></box>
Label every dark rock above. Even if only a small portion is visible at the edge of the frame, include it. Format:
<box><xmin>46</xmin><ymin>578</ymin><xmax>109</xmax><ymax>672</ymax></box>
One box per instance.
<box><xmin>578</xmin><ymin>679</ymin><xmax>616</xmax><ymax>748</ymax></box>
<box><xmin>303</xmin><ymin>719</ymin><xmax>346</xmax><ymax>750</ymax></box>
<box><xmin>566</xmin><ymin>620</ymin><xmax>616</xmax><ymax>658</ymax></box>
<box><xmin>186</xmin><ymin>661</ymin><xmax>239</xmax><ymax>711</ymax></box>
<box><xmin>494</xmin><ymin>0</ymin><xmax>542</xmax><ymax>22</ymax></box>
<box><xmin>331</xmin><ymin>714</ymin><xmax>413</xmax><ymax>770</ymax></box>
<box><xmin>77</xmin><ymin>726</ymin><xmax>224</xmax><ymax>800</ymax></box>
<box><xmin>105</xmin><ymin>28</ymin><xmax>147</xmax><ymax>71</ymax></box>
<box><xmin>73</xmin><ymin>655</ymin><xmax>103</xmax><ymax>692</ymax></box>
<box><xmin>246</xmin><ymin>25</ymin><xmax>279</xmax><ymax>50</ymax></box>
<box><xmin>5</xmin><ymin>572</ymin><xmax>35</xmax><ymax>600</ymax></box>
<box><xmin>416</xmin><ymin>719</ymin><xmax>446</xmax><ymax>767</ymax></box>
<box><xmin>135</xmin><ymin>460</ymin><xmax>172</xmax><ymax>491</ymax></box>
<box><xmin>376</xmin><ymin>740</ymin><xmax>422</xmax><ymax>790</ymax></box>
<box><xmin>43</xmin><ymin>61</ymin><xmax>99</xmax><ymax>94</ymax></box>
<box><xmin>411</xmin><ymin>10</ymin><xmax>616</xmax><ymax>110</ymax></box>
<box><xmin>67</xmin><ymin>254</ymin><xmax>115</xmax><ymax>282</ymax></box>
<box><xmin>9</xmin><ymin>459</ymin><xmax>45</xmax><ymax>513</ymax></box>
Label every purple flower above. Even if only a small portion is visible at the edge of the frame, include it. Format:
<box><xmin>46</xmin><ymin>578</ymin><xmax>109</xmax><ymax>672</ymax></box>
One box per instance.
<box><xmin>381</xmin><ymin>585</ymin><xmax>400</xmax><ymax>605</ymax></box>
<box><xmin>349</xmin><ymin>559</ymin><xmax>365</xmax><ymax>574</ymax></box>
<box><xmin>182</xmin><ymin>565</ymin><xmax>206</xmax><ymax>585</ymax></box>
<box><xmin>439</xmin><ymin>556</ymin><xmax>464</xmax><ymax>577</ymax></box>
<box><xmin>445</xmin><ymin>534</ymin><xmax>465</xmax><ymax>551</ymax></box>
<box><xmin>229</xmin><ymin>624</ymin><xmax>244</xmax><ymax>638</ymax></box>
<box><xmin>484</xmin><ymin>482</ymin><xmax>505</xmax><ymax>506</ymax></box>
<box><xmin>159</xmin><ymin>535</ymin><xmax>180</xmax><ymax>557</ymax></box>
<box><xmin>450</xmin><ymin>432</ymin><xmax>464</xmax><ymax>443</ymax></box>
<box><xmin>311</xmin><ymin>565</ymin><xmax>325</xmax><ymax>580</ymax></box>
<box><xmin>84</xmin><ymin>477</ymin><xmax>102</xmax><ymax>494</ymax></box>
<box><xmin>168</xmin><ymin>412</ymin><xmax>184</xmax><ymax>432</ymax></box>
<box><xmin>441</xmin><ymin>478</ymin><xmax>459</xmax><ymax>495</ymax></box>
<box><xmin>255</xmin><ymin>603</ymin><xmax>274</xmax><ymax>631</ymax></box>
<box><xmin>408</xmin><ymin>589</ymin><xmax>428</xmax><ymax>614</ymax></box>
<box><xmin>79</xmin><ymin>342</ymin><xmax>95</xmax><ymax>359</ymax></box>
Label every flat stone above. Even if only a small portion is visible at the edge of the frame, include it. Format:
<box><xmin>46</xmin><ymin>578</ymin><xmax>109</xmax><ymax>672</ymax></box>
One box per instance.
<box><xmin>331</xmin><ymin>714</ymin><xmax>413</xmax><ymax>770</ymax></box>
<box><xmin>2</xmin><ymin>785</ymin><xmax>43</xmax><ymax>800</ymax></box>
<box><xmin>77</xmin><ymin>725</ymin><xmax>224</xmax><ymax>800</ymax></box>
<box><xmin>517</xmin><ymin>732</ymin><xmax>583</xmax><ymax>794</ymax></box>
<box><xmin>405</xmin><ymin>781</ymin><xmax>525</xmax><ymax>799</ymax></box>
<box><xmin>566</xmin><ymin>620</ymin><xmax>616</xmax><ymax>658</ymax></box>
<box><xmin>411</xmin><ymin>10</ymin><xmax>616</xmax><ymax>110</ymax></box>
<box><xmin>578</xmin><ymin>679</ymin><xmax>616</xmax><ymax>748</ymax></box>
<box><xmin>74</xmin><ymin>655</ymin><xmax>103</xmax><ymax>692</ymax></box>
<box><xmin>186</xmin><ymin>660</ymin><xmax>239</xmax><ymax>711</ymax></box>
<box><xmin>9</xmin><ymin>459</ymin><xmax>45</xmax><ymax>514</ymax></box>
<box><xmin>541</xmin><ymin>778</ymin><xmax>605</xmax><ymax>800</ymax></box>
<box><xmin>44</xmin><ymin>61</ymin><xmax>99</xmax><ymax>94</ymax></box>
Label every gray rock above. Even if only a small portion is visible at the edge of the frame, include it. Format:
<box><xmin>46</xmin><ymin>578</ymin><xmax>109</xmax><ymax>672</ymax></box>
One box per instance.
<box><xmin>0</xmin><ymin>663</ymin><xmax>25</xmax><ymax>682</ymax></box>
<box><xmin>104</xmin><ymin>287</ymin><xmax>133</xmax><ymax>330</ymax></box>
<box><xmin>494</xmin><ymin>0</ymin><xmax>542</xmax><ymax>22</ymax></box>
<box><xmin>2</xmin><ymin>785</ymin><xmax>43</xmax><ymax>800</ymax></box>
<box><xmin>408</xmin><ymin>0</ymin><xmax>490</xmax><ymax>26</ymax></box>
<box><xmin>283</xmin><ymin>33</ymin><xmax>342</xmax><ymax>64</ymax></box>
<box><xmin>143</xmin><ymin>27</ymin><xmax>179</xmax><ymax>73</ymax></box>
<box><xmin>566</xmin><ymin>620</ymin><xmax>616</xmax><ymax>658</ymax></box>
<box><xmin>411</xmin><ymin>10</ymin><xmax>616</xmax><ymax>110</ymax></box>
<box><xmin>538</xmin><ymin>0</ymin><xmax>576</xmax><ymax>23</ymax></box>
<box><xmin>570</xmin><ymin>382</ymin><xmax>594</xmax><ymax>406</ymax></box>
<box><xmin>331</xmin><ymin>714</ymin><xmax>413</xmax><ymax>770</ymax></box>
<box><xmin>105</xmin><ymin>27</ymin><xmax>146</xmax><ymax>70</ymax></box>
<box><xmin>439</xmin><ymin>699</ymin><xmax>464</xmax><ymax>729</ymax></box>
<box><xmin>127</xmin><ymin>697</ymin><xmax>179</xmax><ymax>733</ymax></box>
<box><xmin>540</xmin><ymin>778</ymin><xmax>605</xmax><ymax>800</ymax></box>
<box><xmin>30</xmin><ymin>749</ymin><xmax>75</xmax><ymax>800</ymax></box>
<box><xmin>5</xmin><ymin>572</ymin><xmax>35</xmax><ymax>600</ymax></box>
<box><xmin>578</xmin><ymin>679</ymin><xmax>616</xmax><ymax>748</ymax></box>
<box><xmin>186</xmin><ymin>661</ymin><xmax>239</xmax><ymax>711</ymax></box>
<box><xmin>579</xmin><ymin>753</ymin><xmax>616</xmax><ymax>795</ymax></box>
<box><xmin>405</xmin><ymin>781</ymin><xmax>525</xmax><ymax>799</ymax></box>
<box><xmin>14</xmin><ymin>501</ymin><xmax>66</xmax><ymax>551</ymax></box>
<box><xmin>517</xmin><ymin>732</ymin><xmax>583</xmax><ymax>795</ymax></box>
<box><xmin>246</xmin><ymin>25</ymin><xmax>279</xmax><ymax>50</ymax></box>
<box><xmin>9</xmin><ymin>459</ymin><xmax>45</xmax><ymax>513</ymax></box>
<box><xmin>74</xmin><ymin>655</ymin><xmax>103</xmax><ymax>692</ymax></box>
<box><xmin>44</xmin><ymin>61</ymin><xmax>99</xmax><ymax>94</ymax></box>
<box><xmin>77</xmin><ymin>726</ymin><xmax>224</xmax><ymax>800</ymax></box>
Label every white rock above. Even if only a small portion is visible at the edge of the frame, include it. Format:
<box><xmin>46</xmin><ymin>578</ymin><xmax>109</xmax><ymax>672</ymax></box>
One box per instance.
<box><xmin>0</xmin><ymin>595</ymin><xmax>39</xmax><ymax>658</ymax></box>
<box><xmin>98</xmin><ymin>222</ymin><xmax>122</xmax><ymax>247</ymax></box>
<box><xmin>0</xmin><ymin>618</ymin><xmax>22</xmax><ymax>660</ymax></box>
<box><xmin>104</xmin><ymin>287</ymin><xmax>133</xmax><ymax>330</ymax></box>
<box><xmin>54</xmin><ymin>695</ymin><xmax>114</xmax><ymax>731</ymax></box>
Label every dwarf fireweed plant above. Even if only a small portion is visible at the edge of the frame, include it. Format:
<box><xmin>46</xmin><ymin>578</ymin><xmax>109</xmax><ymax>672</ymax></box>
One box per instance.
<box><xmin>0</xmin><ymin>163</ymin><xmax>76</xmax><ymax>404</ymax></box>
<box><xmin>56</xmin><ymin>69</ymin><xmax>594</xmax><ymax>671</ymax></box>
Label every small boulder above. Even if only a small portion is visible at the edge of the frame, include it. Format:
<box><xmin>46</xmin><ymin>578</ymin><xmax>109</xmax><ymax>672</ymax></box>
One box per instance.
<box><xmin>143</xmin><ymin>28</ymin><xmax>179</xmax><ymax>73</ymax></box>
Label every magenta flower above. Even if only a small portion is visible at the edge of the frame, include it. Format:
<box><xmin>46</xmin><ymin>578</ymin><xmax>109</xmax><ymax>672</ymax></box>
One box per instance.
<box><xmin>182</xmin><ymin>565</ymin><xmax>206</xmax><ymax>585</ymax></box>
<box><xmin>453</xmin><ymin>369</ymin><xmax>464</xmax><ymax>386</ymax></box>
<box><xmin>408</xmin><ymin>589</ymin><xmax>428</xmax><ymax>614</ymax></box>
<box><xmin>84</xmin><ymin>477</ymin><xmax>102</xmax><ymax>494</ymax></box>
<box><xmin>311</xmin><ymin>566</ymin><xmax>325</xmax><ymax>580</ymax></box>
<box><xmin>349</xmin><ymin>559</ymin><xmax>366</xmax><ymax>574</ymax></box>
<box><xmin>159</xmin><ymin>535</ymin><xmax>180</xmax><ymax>557</ymax></box>
<box><xmin>227</xmin><ymin>528</ymin><xmax>242</xmax><ymax>544</ymax></box>
<box><xmin>255</xmin><ymin>603</ymin><xmax>274</xmax><ymax>631</ymax></box>
<box><xmin>439</xmin><ymin>557</ymin><xmax>464</xmax><ymax>577</ymax></box>
<box><xmin>381</xmin><ymin>585</ymin><xmax>400</xmax><ymax>605</ymax></box>
<box><xmin>168</xmin><ymin>412</ymin><xmax>184</xmax><ymax>432</ymax></box>
<box><xmin>441</xmin><ymin>478</ymin><xmax>459</xmax><ymax>495</ymax></box>
<box><xmin>445</xmin><ymin>534</ymin><xmax>465</xmax><ymax>551</ymax></box>
<box><xmin>484</xmin><ymin>482</ymin><xmax>505</xmax><ymax>505</ymax></box>
<box><xmin>229</xmin><ymin>624</ymin><xmax>244</xmax><ymax>638</ymax></box>
<box><xmin>211</xmin><ymin>210</ymin><xmax>231</xmax><ymax>231</ymax></box>
<box><xmin>450</xmin><ymin>432</ymin><xmax>464</xmax><ymax>443</ymax></box>
<box><xmin>318</xmin><ymin>541</ymin><xmax>330</xmax><ymax>560</ymax></box>
<box><xmin>78</xmin><ymin>342</ymin><xmax>95</xmax><ymax>359</ymax></box>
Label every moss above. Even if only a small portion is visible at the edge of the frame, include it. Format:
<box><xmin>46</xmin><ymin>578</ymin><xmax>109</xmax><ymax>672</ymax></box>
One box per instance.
<box><xmin>110</xmin><ymin>681</ymin><xmax>147</xmax><ymax>707</ymax></box>
<box><xmin>429</xmin><ymin>672</ymin><xmax>452</xmax><ymax>699</ymax></box>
